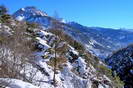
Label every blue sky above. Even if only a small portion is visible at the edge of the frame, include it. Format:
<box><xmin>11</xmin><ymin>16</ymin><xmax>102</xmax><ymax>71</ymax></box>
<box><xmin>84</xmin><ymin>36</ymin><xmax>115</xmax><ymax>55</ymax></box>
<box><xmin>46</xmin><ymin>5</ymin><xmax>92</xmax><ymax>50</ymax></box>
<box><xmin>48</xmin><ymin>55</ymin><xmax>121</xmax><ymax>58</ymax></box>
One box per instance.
<box><xmin>0</xmin><ymin>0</ymin><xmax>133</xmax><ymax>29</ymax></box>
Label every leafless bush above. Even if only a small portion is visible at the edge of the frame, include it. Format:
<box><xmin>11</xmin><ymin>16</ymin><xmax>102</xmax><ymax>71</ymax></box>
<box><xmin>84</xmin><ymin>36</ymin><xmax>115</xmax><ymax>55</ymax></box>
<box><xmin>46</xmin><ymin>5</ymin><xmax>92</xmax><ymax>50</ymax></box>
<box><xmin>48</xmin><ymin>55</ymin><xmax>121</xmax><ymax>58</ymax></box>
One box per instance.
<box><xmin>0</xmin><ymin>20</ymin><xmax>38</xmax><ymax>85</ymax></box>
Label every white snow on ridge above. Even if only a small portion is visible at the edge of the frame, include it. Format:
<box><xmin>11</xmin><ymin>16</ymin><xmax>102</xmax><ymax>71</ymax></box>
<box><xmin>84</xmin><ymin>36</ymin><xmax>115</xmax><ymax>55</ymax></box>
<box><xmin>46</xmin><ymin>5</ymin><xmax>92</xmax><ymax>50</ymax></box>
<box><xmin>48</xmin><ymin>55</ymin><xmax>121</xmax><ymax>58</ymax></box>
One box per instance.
<box><xmin>21</xmin><ymin>8</ymin><xmax>25</xmax><ymax>11</ymax></box>
<box><xmin>16</xmin><ymin>16</ymin><xmax>25</xmax><ymax>21</ymax></box>
<box><xmin>36</xmin><ymin>37</ymin><xmax>50</xmax><ymax>49</ymax></box>
<box><xmin>39</xmin><ymin>30</ymin><xmax>53</xmax><ymax>36</ymax></box>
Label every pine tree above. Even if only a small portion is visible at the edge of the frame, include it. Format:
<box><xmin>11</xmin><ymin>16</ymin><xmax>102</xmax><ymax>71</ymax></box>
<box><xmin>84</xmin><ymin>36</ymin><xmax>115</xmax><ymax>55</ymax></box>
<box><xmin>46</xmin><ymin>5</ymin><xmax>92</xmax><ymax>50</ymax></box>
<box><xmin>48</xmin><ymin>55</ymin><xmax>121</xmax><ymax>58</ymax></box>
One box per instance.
<box><xmin>0</xmin><ymin>5</ymin><xmax>7</xmax><ymax>16</ymax></box>
<box><xmin>0</xmin><ymin>5</ymin><xmax>11</xmax><ymax>23</ymax></box>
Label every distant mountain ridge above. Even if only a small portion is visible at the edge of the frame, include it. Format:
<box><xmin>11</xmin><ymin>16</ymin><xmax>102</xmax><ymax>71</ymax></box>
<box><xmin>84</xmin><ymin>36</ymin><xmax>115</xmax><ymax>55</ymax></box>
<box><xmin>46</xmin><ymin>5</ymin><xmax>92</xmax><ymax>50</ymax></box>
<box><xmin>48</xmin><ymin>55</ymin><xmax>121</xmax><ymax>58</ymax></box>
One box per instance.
<box><xmin>67</xmin><ymin>22</ymin><xmax>133</xmax><ymax>58</ymax></box>
<box><xmin>13</xmin><ymin>7</ymin><xmax>133</xmax><ymax>59</ymax></box>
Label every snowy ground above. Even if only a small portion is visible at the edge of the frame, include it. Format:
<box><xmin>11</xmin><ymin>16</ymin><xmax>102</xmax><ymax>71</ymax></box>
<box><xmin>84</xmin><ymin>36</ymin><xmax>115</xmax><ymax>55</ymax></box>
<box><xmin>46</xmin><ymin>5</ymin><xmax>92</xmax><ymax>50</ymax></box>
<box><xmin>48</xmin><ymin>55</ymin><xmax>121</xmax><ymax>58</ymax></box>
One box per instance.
<box><xmin>0</xmin><ymin>24</ymin><xmax>114</xmax><ymax>88</ymax></box>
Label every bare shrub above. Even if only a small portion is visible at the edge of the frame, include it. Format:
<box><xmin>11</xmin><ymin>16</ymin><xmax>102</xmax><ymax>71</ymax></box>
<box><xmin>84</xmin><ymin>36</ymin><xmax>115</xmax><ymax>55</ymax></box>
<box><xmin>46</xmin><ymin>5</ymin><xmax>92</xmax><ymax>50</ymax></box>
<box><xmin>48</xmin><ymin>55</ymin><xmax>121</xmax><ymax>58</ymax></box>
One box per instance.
<box><xmin>0</xmin><ymin>20</ymin><xmax>38</xmax><ymax>85</ymax></box>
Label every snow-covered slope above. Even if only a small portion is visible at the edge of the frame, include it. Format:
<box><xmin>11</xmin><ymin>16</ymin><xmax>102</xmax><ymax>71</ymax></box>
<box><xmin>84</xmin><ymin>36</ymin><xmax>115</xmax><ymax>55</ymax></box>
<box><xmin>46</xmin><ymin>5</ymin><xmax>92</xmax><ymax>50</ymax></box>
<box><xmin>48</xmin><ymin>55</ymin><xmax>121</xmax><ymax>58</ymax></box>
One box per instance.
<box><xmin>0</xmin><ymin>16</ymin><xmax>123</xmax><ymax>88</ymax></box>
<box><xmin>105</xmin><ymin>44</ymin><xmax>133</xmax><ymax>88</ymax></box>
<box><xmin>0</xmin><ymin>78</ymin><xmax>39</xmax><ymax>88</ymax></box>
<box><xmin>13</xmin><ymin>7</ymin><xmax>133</xmax><ymax>59</ymax></box>
<box><xmin>32</xmin><ymin>28</ymin><xmax>113</xmax><ymax>88</ymax></box>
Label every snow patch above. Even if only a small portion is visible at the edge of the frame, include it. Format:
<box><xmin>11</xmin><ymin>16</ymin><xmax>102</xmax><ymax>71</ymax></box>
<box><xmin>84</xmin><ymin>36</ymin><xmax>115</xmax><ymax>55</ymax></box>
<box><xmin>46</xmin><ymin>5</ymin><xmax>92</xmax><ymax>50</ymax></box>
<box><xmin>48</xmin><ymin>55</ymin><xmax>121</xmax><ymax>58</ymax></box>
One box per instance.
<box><xmin>16</xmin><ymin>16</ymin><xmax>25</xmax><ymax>21</ymax></box>
<box><xmin>21</xmin><ymin>8</ymin><xmax>25</xmax><ymax>11</ymax></box>
<box><xmin>36</xmin><ymin>37</ymin><xmax>50</xmax><ymax>49</ymax></box>
<box><xmin>0</xmin><ymin>78</ymin><xmax>38</xmax><ymax>88</ymax></box>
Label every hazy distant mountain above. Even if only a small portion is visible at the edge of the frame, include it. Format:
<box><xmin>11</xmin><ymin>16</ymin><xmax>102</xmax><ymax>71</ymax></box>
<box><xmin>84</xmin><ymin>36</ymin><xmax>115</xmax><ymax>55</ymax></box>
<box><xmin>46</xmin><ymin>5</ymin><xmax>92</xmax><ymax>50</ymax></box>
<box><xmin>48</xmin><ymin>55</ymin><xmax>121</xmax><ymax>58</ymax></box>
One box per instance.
<box><xmin>13</xmin><ymin>7</ymin><xmax>133</xmax><ymax>59</ymax></box>
<box><xmin>67</xmin><ymin>22</ymin><xmax>133</xmax><ymax>58</ymax></box>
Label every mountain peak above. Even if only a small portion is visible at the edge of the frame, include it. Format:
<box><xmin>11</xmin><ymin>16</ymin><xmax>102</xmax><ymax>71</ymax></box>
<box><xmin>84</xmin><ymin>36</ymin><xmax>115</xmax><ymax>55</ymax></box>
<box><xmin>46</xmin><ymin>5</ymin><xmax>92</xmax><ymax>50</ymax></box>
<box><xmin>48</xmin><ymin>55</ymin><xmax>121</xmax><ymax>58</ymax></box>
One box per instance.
<box><xmin>13</xmin><ymin>6</ymin><xmax>47</xmax><ymax>21</ymax></box>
